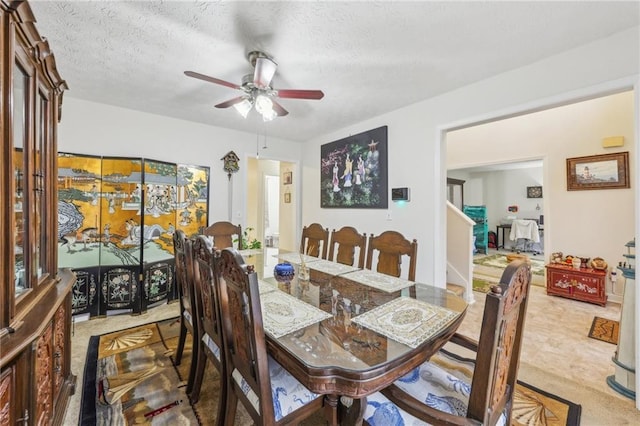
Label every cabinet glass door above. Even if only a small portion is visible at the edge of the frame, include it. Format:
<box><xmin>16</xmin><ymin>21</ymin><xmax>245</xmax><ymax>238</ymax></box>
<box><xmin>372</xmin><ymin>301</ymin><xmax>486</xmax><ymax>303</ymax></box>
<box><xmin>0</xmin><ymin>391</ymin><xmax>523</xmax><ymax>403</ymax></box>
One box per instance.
<box><xmin>33</xmin><ymin>88</ymin><xmax>50</xmax><ymax>281</ymax></box>
<box><xmin>13</xmin><ymin>62</ymin><xmax>28</xmax><ymax>297</ymax></box>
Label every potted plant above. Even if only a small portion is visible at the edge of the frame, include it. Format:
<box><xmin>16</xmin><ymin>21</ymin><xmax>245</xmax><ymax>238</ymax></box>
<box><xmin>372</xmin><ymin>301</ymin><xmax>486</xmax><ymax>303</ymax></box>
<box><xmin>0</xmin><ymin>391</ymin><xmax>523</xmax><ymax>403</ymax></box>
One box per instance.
<box><xmin>235</xmin><ymin>226</ymin><xmax>262</xmax><ymax>249</ymax></box>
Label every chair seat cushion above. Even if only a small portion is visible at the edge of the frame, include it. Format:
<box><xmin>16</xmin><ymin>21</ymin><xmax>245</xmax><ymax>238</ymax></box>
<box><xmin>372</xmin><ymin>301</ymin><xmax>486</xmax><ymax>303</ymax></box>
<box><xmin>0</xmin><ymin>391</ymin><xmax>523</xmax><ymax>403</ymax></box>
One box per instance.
<box><xmin>231</xmin><ymin>355</ymin><xmax>321</xmax><ymax>422</ymax></box>
<box><xmin>183</xmin><ymin>309</ymin><xmax>193</xmax><ymax>326</ymax></box>
<box><xmin>365</xmin><ymin>350</ymin><xmax>506</xmax><ymax>425</ymax></box>
<box><xmin>201</xmin><ymin>333</ymin><xmax>221</xmax><ymax>362</ymax></box>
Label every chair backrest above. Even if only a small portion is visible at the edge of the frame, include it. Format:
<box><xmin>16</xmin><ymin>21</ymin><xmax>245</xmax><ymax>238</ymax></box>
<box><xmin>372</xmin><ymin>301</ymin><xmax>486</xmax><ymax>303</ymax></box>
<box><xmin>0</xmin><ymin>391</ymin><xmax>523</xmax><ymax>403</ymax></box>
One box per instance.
<box><xmin>217</xmin><ymin>248</ymin><xmax>275</xmax><ymax>423</ymax></box>
<box><xmin>300</xmin><ymin>223</ymin><xmax>329</xmax><ymax>258</ymax></box>
<box><xmin>327</xmin><ymin>226</ymin><xmax>367</xmax><ymax>268</ymax></box>
<box><xmin>467</xmin><ymin>259</ymin><xmax>532</xmax><ymax>425</ymax></box>
<box><xmin>202</xmin><ymin>221</ymin><xmax>242</xmax><ymax>249</ymax></box>
<box><xmin>173</xmin><ymin>230</ymin><xmax>196</xmax><ymax>321</ymax></box>
<box><xmin>365</xmin><ymin>230</ymin><xmax>417</xmax><ymax>281</ymax></box>
<box><xmin>192</xmin><ymin>236</ymin><xmax>224</xmax><ymax>367</ymax></box>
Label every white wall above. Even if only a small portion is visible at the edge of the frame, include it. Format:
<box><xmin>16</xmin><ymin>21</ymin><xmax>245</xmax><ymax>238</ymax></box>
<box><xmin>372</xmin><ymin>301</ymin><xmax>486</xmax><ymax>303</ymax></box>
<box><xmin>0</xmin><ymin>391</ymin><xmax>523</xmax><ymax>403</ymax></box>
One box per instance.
<box><xmin>300</xmin><ymin>26</ymin><xmax>639</xmax><ymax>286</ymax></box>
<box><xmin>57</xmin><ymin>98</ymin><xmax>302</xmax><ymax>230</ymax></box>
<box><xmin>448</xmin><ymin>91</ymin><xmax>634</xmax><ymax>291</ymax></box>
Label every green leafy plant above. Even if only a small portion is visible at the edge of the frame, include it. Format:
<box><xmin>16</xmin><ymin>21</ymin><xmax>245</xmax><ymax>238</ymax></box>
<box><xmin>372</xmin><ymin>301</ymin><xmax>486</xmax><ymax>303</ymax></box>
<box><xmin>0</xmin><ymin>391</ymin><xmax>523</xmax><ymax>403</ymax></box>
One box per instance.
<box><xmin>235</xmin><ymin>226</ymin><xmax>262</xmax><ymax>249</ymax></box>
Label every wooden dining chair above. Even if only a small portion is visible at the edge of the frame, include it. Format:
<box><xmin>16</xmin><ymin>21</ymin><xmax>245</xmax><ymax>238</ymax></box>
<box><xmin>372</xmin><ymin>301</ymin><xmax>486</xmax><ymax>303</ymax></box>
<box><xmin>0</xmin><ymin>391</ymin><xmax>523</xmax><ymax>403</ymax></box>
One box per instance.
<box><xmin>327</xmin><ymin>226</ymin><xmax>367</xmax><ymax>268</ymax></box>
<box><xmin>365</xmin><ymin>230</ymin><xmax>417</xmax><ymax>281</ymax></box>
<box><xmin>363</xmin><ymin>259</ymin><xmax>532</xmax><ymax>426</ymax></box>
<box><xmin>202</xmin><ymin>221</ymin><xmax>242</xmax><ymax>249</ymax></box>
<box><xmin>189</xmin><ymin>236</ymin><xmax>227</xmax><ymax>423</ymax></box>
<box><xmin>217</xmin><ymin>248</ymin><xmax>325</xmax><ymax>425</ymax></box>
<box><xmin>172</xmin><ymin>230</ymin><xmax>199</xmax><ymax>398</ymax></box>
<box><xmin>300</xmin><ymin>222</ymin><xmax>329</xmax><ymax>258</ymax></box>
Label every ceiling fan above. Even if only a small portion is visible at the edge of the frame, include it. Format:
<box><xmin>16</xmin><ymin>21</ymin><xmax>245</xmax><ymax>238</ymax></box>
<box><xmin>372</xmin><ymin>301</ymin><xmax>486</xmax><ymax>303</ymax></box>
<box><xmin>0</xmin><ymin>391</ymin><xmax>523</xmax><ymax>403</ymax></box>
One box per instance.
<box><xmin>185</xmin><ymin>51</ymin><xmax>324</xmax><ymax>121</ymax></box>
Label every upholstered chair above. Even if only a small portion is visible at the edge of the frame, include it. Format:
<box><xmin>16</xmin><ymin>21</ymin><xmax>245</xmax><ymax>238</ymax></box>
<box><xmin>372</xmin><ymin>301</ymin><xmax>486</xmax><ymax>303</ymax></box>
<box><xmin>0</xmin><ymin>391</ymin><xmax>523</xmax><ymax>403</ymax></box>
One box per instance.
<box><xmin>202</xmin><ymin>221</ymin><xmax>242</xmax><ymax>249</ymax></box>
<box><xmin>363</xmin><ymin>259</ymin><xmax>532</xmax><ymax>426</ymax></box>
<box><xmin>300</xmin><ymin>222</ymin><xmax>330</xmax><ymax>259</ymax></box>
<box><xmin>327</xmin><ymin>226</ymin><xmax>367</xmax><ymax>268</ymax></box>
<box><xmin>172</xmin><ymin>230</ymin><xmax>199</xmax><ymax>397</ymax></box>
<box><xmin>188</xmin><ymin>236</ymin><xmax>227</xmax><ymax>425</ymax></box>
<box><xmin>365</xmin><ymin>230</ymin><xmax>417</xmax><ymax>281</ymax></box>
<box><xmin>217</xmin><ymin>248</ymin><xmax>325</xmax><ymax>425</ymax></box>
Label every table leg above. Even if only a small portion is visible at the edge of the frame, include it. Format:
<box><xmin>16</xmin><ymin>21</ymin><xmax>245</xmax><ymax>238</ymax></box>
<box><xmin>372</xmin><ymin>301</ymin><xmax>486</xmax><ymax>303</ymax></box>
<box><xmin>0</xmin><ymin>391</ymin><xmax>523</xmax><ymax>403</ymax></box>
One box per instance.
<box><xmin>324</xmin><ymin>394</ymin><xmax>339</xmax><ymax>426</ymax></box>
<box><xmin>339</xmin><ymin>396</ymin><xmax>366</xmax><ymax>426</ymax></box>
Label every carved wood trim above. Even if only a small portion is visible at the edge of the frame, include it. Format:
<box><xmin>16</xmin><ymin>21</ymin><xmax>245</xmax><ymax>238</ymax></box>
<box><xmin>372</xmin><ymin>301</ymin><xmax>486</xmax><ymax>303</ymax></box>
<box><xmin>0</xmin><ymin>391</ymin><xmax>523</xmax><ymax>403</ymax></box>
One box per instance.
<box><xmin>0</xmin><ymin>366</ymin><xmax>15</xmax><ymax>426</ymax></box>
<box><xmin>34</xmin><ymin>322</ymin><xmax>53</xmax><ymax>425</ymax></box>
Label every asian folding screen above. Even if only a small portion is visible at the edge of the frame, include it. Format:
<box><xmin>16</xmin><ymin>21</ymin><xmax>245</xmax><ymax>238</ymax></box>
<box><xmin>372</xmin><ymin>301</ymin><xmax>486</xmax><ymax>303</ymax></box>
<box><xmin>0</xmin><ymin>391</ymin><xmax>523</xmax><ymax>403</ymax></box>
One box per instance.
<box><xmin>57</xmin><ymin>153</ymin><xmax>210</xmax><ymax>317</ymax></box>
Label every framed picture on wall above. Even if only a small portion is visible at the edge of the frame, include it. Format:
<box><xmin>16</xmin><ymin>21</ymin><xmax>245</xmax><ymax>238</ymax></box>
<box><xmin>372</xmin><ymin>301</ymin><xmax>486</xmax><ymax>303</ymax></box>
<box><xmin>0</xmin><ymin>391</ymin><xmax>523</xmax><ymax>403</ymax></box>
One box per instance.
<box><xmin>566</xmin><ymin>151</ymin><xmax>629</xmax><ymax>191</ymax></box>
<box><xmin>320</xmin><ymin>125</ymin><xmax>388</xmax><ymax>208</ymax></box>
<box><xmin>527</xmin><ymin>186</ymin><xmax>543</xmax><ymax>198</ymax></box>
<box><xmin>283</xmin><ymin>171</ymin><xmax>292</xmax><ymax>185</ymax></box>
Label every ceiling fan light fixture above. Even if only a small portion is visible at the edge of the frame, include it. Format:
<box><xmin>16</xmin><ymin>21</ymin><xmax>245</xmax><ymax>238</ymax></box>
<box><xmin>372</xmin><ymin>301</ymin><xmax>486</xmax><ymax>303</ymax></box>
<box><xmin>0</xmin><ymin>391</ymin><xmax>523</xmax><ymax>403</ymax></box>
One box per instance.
<box><xmin>233</xmin><ymin>98</ymin><xmax>253</xmax><ymax>118</ymax></box>
<box><xmin>255</xmin><ymin>94</ymin><xmax>277</xmax><ymax>121</ymax></box>
<box><xmin>261</xmin><ymin>108</ymin><xmax>277</xmax><ymax>122</ymax></box>
<box><xmin>255</xmin><ymin>94</ymin><xmax>272</xmax><ymax>113</ymax></box>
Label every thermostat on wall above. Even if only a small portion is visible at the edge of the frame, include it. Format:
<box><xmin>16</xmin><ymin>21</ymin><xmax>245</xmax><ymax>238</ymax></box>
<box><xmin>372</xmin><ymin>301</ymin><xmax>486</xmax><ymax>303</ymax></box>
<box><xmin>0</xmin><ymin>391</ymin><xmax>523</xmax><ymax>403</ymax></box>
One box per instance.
<box><xmin>392</xmin><ymin>187</ymin><xmax>410</xmax><ymax>201</ymax></box>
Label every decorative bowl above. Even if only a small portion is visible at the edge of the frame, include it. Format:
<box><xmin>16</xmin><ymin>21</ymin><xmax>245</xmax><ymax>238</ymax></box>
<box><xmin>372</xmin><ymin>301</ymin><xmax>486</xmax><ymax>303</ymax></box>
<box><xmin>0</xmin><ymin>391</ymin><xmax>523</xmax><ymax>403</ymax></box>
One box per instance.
<box><xmin>590</xmin><ymin>257</ymin><xmax>608</xmax><ymax>270</ymax></box>
<box><xmin>273</xmin><ymin>262</ymin><xmax>295</xmax><ymax>282</ymax></box>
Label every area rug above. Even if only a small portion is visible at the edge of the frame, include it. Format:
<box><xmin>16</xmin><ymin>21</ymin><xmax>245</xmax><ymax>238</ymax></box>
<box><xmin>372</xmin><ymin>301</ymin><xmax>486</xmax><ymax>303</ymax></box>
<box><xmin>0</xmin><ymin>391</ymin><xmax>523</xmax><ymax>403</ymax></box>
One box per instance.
<box><xmin>80</xmin><ymin>318</ymin><xmax>313</xmax><ymax>425</ymax></box>
<box><xmin>80</xmin><ymin>317</ymin><xmax>199</xmax><ymax>424</ymax></box>
<box><xmin>588</xmin><ymin>316</ymin><xmax>620</xmax><ymax>345</ymax></box>
<box><xmin>435</xmin><ymin>349</ymin><xmax>581</xmax><ymax>426</ymax></box>
<box><xmin>82</xmin><ymin>318</ymin><xmax>581</xmax><ymax>425</ymax></box>
<box><xmin>474</xmin><ymin>253</ymin><xmax>545</xmax><ymax>276</ymax></box>
<box><xmin>472</xmin><ymin>276</ymin><xmax>497</xmax><ymax>293</ymax></box>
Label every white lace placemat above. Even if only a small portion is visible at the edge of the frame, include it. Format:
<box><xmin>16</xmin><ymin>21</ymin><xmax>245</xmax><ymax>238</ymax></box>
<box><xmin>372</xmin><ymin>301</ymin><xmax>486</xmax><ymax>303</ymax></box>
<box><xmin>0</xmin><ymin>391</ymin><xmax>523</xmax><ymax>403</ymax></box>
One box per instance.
<box><xmin>238</xmin><ymin>248</ymin><xmax>263</xmax><ymax>257</ymax></box>
<box><xmin>308</xmin><ymin>259</ymin><xmax>360</xmax><ymax>275</ymax></box>
<box><xmin>341</xmin><ymin>269</ymin><xmax>415</xmax><ymax>293</ymax></box>
<box><xmin>258</xmin><ymin>279</ymin><xmax>277</xmax><ymax>294</ymax></box>
<box><xmin>351</xmin><ymin>297</ymin><xmax>460</xmax><ymax>348</ymax></box>
<box><xmin>261</xmin><ymin>291</ymin><xmax>332</xmax><ymax>338</ymax></box>
<box><xmin>273</xmin><ymin>252</ymin><xmax>322</xmax><ymax>265</ymax></box>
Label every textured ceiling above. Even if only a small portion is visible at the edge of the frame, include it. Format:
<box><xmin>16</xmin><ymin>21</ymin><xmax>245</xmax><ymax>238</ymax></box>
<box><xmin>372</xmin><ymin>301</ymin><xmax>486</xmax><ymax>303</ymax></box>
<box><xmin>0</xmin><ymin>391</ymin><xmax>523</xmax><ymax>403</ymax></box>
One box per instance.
<box><xmin>29</xmin><ymin>1</ymin><xmax>639</xmax><ymax>142</ymax></box>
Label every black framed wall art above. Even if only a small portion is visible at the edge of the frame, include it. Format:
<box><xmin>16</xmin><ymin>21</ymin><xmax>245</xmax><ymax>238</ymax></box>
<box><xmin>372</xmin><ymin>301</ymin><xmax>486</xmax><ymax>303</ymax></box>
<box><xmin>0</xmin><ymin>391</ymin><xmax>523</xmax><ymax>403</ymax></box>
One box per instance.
<box><xmin>320</xmin><ymin>125</ymin><xmax>388</xmax><ymax>208</ymax></box>
<box><xmin>527</xmin><ymin>186</ymin><xmax>543</xmax><ymax>198</ymax></box>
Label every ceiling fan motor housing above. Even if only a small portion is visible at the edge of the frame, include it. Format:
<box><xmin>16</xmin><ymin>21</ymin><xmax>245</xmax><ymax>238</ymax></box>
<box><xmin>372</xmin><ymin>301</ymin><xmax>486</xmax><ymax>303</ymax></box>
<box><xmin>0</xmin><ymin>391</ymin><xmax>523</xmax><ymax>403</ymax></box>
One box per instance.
<box><xmin>248</xmin><ymin>50</ymin><xmax>275</xmax><ymax>68</ymax></box>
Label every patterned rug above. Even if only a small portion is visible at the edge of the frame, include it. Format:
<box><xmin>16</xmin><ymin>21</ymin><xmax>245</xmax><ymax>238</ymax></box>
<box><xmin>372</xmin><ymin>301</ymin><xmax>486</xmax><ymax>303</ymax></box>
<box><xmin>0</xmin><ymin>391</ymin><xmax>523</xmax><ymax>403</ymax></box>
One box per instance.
<box><xmin>472</xmin><ymin>276</ymin><xmax>498</xmax><ymax>293</ymax></box>
<box><xmin>81</xmin><ymin>318</ymin><xmax>582</xmax><ymax>425</ymax></box>
<box><xmin>474</xmin><ymin>253</ymin><xmax>545</xmax><ymax>276</ymax></box>
<box><xmin>473</xmin><ymin>253</ymin><xmax>545</xmax><ymax>291</ymax></box>
<box><xmin>80</xmin><ymin>318</ymin><xmax>325</xmax><ymax>425</ymax></box>
<box><xmin>80</xmin><ymin>318</ymin><xmax>198</xmax><ymax>424</ymax></box>
<box><xmin>588</xmin><ymin>316</ymin><xmax>620</xmax><ymax>345</ymax></box>
<box><xmin>434</xmin><ymin>349</ymin><xmax>581</xmax><ymax>426</ymax></box>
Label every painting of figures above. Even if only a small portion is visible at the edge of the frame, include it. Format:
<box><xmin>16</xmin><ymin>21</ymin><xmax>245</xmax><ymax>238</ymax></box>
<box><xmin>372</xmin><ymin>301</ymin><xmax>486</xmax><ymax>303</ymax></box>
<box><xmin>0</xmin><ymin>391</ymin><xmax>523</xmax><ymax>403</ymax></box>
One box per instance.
<box><xmin>57</xmin><ymin>153</ymin><xmax>210</xmax><ymax>316</ymax></box>
<box><xmin>176</xmin><ymin>164</ymin><xmax>210</xmax><ymax>236</ymax></box>
<box><xmin>321</xmin><ymin>126</ymin><xmax>388</xmax><ymax>208</ymax></box>
<box><xmin>57</xmin><ymin>153</ymin><xmax>106</xmax><ymax>268</ymax></box>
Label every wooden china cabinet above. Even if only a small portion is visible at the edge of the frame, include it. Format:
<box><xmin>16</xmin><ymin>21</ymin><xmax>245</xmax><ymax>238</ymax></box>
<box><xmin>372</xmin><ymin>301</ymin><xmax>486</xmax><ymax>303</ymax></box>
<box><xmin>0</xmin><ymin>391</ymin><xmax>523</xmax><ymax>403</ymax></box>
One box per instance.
<box><xmin>1</xmin><ymin>1</ymin><xmax>76</xmax><ymax>424</ymax></box>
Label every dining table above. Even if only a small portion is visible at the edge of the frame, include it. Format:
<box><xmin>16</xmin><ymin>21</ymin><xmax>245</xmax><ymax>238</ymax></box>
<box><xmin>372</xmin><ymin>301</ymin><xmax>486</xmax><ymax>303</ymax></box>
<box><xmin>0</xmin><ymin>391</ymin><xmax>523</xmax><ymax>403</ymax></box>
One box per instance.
<box><xmin>237</xmin><ymin>248</ymin><xmax>468</xmax><ymax>425</ymax></box>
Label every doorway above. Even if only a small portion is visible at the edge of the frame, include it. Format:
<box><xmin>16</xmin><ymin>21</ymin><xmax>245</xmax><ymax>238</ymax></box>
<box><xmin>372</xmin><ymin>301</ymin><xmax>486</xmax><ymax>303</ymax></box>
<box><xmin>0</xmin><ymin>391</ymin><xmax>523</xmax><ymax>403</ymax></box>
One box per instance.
<box><xmin>246</xmin><ymin>157</ymin><xmax>297</xmax><ymax>269</ymax></box>
<box><xmin>263</xmin><ymin>174</ymin><xmax>280</xmax><ymax>248</ymax></box>
<box><xmin>447</xmin><ymin>159</ymin><xmax>545</xmax><ymax>258</ymax></box>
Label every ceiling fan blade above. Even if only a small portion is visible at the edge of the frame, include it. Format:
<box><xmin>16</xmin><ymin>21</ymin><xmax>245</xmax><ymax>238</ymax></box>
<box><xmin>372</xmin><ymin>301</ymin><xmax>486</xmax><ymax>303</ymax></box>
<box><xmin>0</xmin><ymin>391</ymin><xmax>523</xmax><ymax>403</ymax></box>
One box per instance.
<box><xmin>215</xmin><ymin>96</ymin><xmax>246</xmax><ymax>109</ymax></box>
<box><xmin>276</xmin><ymin>89</ymin><xmax>325</xmax><ymax>100</ymax></box>
<box><xmin>184</xmin><ymin>71</ymin><xmax>240</xmax><ymax>90</ymax></box>
<box><xmin>271</xmin><ymin>99</ymin><xmax>289</xmax><ymax>116</ymax></box>
<box><xmin>253</xmin><ymin>56</ymin><xmax>277</xmax><ymax>89</ymax></box>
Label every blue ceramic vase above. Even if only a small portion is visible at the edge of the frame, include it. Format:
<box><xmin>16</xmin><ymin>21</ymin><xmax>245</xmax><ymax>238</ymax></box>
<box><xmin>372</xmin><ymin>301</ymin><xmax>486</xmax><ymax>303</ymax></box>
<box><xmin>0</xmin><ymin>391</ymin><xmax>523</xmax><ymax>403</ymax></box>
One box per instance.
<box><xmin>273</xmin><ymin>262</ymin><xmax>295</xmax><ymax>283</ymax></box>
